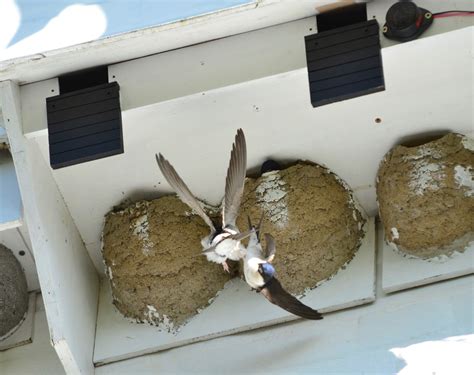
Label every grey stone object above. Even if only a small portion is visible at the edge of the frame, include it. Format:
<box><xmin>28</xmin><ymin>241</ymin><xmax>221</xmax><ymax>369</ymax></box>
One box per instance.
<box><xmin>0</xmin><ymin>244</ymin><xmax>29</xmax><ymax>339</ymax></box>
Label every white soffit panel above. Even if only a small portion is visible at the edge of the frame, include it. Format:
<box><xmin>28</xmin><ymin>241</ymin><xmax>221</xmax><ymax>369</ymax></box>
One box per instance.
<box><xmin>108</xmin><ymin>17</ymin><xmax>315</xmax><ymax>111</ymax></box>
<box><xmin>3</xmin><ymin>1</ymin><xmax>473</xmax><ymax>85</ymax></box>
<box><xmin>381</xmin><ymin>232</ymin><xmax>474</xmax><ymax>294</ymax></box>
<box><xmin>0</xmin><ymin>0</ymin><xmax>328</xmax><ymax>84</ymax></box>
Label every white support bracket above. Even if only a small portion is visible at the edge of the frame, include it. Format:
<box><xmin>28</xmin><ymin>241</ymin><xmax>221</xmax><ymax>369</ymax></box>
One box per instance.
<box><xmin>0</xmin><ymin>80</ymin><xmax>99</xmax><ymax>375</ymax></box>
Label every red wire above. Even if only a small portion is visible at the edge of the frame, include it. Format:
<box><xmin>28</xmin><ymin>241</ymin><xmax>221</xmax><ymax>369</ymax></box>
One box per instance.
<box><xmin>415</xmin><ymin>15</ymin><xmax>423</xmax><ymax>27</ymax></box>
<box><xmin>433</xmin><ymin>12</ymin><xmax>474</xmax><ymax>19</ymax></box>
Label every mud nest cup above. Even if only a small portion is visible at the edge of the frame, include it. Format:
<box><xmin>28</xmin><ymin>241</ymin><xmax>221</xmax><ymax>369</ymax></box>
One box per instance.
<box><xmin>236</xmin><ymin>162</ymin><xmax>367</xmax><ymax>295</ymax></box>
<box><xmin>377</xmin><ymin>133</ymin><xmax>474</xmax><ymax>258</ymax></box>
<box><xmin>102</xmin><ymin>197</ymin><xmax>231</xmax><ymax>328</ymax></box>
<box><xmin>0</xmin><ymin>244</ymin><xmax>29</xmax><ymax>339</ymax></box>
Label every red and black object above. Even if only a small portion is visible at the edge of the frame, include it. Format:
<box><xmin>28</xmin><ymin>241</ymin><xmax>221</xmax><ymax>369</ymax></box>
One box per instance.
<box><xmin>383</xmin><ymin>2</ymin><xmax>433</xmax><ymax>42</ymax></box>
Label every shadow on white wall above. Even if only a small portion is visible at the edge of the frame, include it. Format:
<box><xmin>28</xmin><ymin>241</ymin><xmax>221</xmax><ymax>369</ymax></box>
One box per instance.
<box><xmin>0</xmin><ymin>0</ymin><xmax>107</xmax><ymax>61</ymax></box>
<box><xmin>391</xmin><ymin>334</ymin><xmax>474</xmax><ymax>375</ymax></box>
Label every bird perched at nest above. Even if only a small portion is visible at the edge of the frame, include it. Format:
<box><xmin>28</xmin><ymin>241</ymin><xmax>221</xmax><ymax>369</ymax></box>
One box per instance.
<box><xmin>156</xmin><ymin>129</ymin><xmax>251</xmax><ymax>272</ymax></box>
<box><xmin>244</xmin><ymin>216</ymin><xmax>323</xmax><ymax>320</ymax></box>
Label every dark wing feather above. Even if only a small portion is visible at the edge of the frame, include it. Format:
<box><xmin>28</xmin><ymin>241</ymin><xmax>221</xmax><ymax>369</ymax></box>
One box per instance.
<box><xmin>222</xmin><ymin>129</ymin><xmax>247</xmax><ymax>229</ymax></box>
<box><xmin>156</xmin><ymin>153</ymin><xmax>215</xmax><ymax>232</ymax></box>
<box><xmin>260</xmin><ymin>278</ymin><xmax>323</xmax><ymax>320</ymax></box>
<box><xmin>263</xmin><ymin>233</ymin><xmax>276</xmax><ymax>262</ymax></box>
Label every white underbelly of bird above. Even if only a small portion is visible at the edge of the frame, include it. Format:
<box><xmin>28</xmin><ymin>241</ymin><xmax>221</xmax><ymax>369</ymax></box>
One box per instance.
<box><xmin>204</xmin><ymin>234</ymin><xmax>246</xmax><ymax>264</ymax></box>
<box><xmin>243</xmin><ymin>219</ymin><xmax>323</xmax><ymax>320</ymax></box>
<box><xmin>244</xmin><ymin>256</ymin><xmax>266</xmax><ymax>289</ymax></box>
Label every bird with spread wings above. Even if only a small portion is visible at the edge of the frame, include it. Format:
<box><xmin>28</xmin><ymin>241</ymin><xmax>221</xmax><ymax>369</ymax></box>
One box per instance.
<box><xmin>156</xmin><ymin>129</ymin><xmax>251</xmax><ymax>272</ymax></box>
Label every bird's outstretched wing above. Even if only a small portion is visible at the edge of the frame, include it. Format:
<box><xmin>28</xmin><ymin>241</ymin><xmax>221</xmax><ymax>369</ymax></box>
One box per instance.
<box><xmin>263</xmin><ymin>233</ymin><xmax>276</xmax><ymax>263</ymax></box>
<box><xmin>201</xmin><ymin>229</ymin><xmax>254</xmax><ymax>255</ymax></box>
<box><xmin>156</xmin><ymin>153</ymin><xmax>215</xmax><ymax>232</ymax></box>
<box><xmin>223</xmin><ymin>129</ymin><xmax>247</xmax><ymax>229</ymax></box>
<box><xmin>260</xmin><ymin>278</ymin><xmax>323</xmax><ymax>320</ymax></box>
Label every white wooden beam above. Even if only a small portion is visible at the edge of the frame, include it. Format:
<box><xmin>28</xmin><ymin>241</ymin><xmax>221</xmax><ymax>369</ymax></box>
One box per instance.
<box><xmin>0</xmin><ymin>80</ymin><xmax>99</xmax><ymax>374</ymax></box>
<box><xmin>20</xmin><ymin>78</ymin><xmax>58</xmax><ymax>138</ymax></box>
<box><xmin>0</xmin><ymin>0</ymin><xmax>323</xmax><ymax>85</ymax></box>
<box><xmin>109</xmin><ymin>17</ymin><xmax>315</xmax><ymax>112</ymax></box>
<box><xmin>1</xmin><ymin>0</ymin><xmax>472</xmax><ymax>87</ymax></box>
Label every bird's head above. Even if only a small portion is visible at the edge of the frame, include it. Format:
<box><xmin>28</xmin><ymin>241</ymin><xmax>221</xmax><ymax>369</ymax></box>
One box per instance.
<box><xmin>258</xmin><ymin>262</ymin><xmax>275</xmax><ymax>284</ymax></box>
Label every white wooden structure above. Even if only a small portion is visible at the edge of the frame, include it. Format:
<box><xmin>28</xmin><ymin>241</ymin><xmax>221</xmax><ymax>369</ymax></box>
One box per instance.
<box><xmin>0</xmin><ymin>0</ymin><xmax>473</xmax><ymax>374</ymax></box>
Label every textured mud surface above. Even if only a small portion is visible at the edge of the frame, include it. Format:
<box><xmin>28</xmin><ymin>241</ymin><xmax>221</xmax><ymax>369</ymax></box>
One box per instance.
<box><xmin>0</xmin><ymin>244</ymin><xmax>28</xmax><ymax>339</ymax></box>
<box><xmin>102</xmin><ymin>197</ymin><xmax>230</xmax><ymax>329</ymax></box>
<box><xmin>377</xmin><ymin>133</ymin><xmax>474</xmax><ymax>258</ymax></box>
<box><xmin>103</xmin><ymin>163</ymin><xmax>366</xmax><ymax>327</ymax></box>
<box><xmin>237</xmin><ymin>163</ymin><xmax>366</xmax><ymax>295</ymax></box>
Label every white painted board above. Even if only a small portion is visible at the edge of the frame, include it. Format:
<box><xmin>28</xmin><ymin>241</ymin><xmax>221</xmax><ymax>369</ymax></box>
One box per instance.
<box><xmin>0</xmin><ymin>293</ymin><xmax>36</xmax><ymax>351</ymax></box>
<box><xmin>95</xmin><ymin>274</ymin><xmax>474</xmax><ymax>375</ymax></box>
<box><xmin>30</xmin><ymin>27</ymin><xmax>474</xmax><ymax>275</ymax></box>
<box><xmin>109</xmin><ymin>18</ymin><xmax>314</xmax><ymax>111</ymax></box>
<box><xmin>16</xmin><ymin>220</ymin><xmax>34</xmax><ymax>257</ymax></box>
<box><xmin>0</xmin><ymin>1</ymin><xmax>321</xmax><ymax>85</ymax></box>
<box><xmin>381</xmin><ymin>228</ymin><xmax>474</xmax><ymax>294</ymax></box>
<box><xmin>0</xmin><ymin>227</ymin><xmax>39</xmax><ymax>292</ymax></box>
<box><xmin>94</xmin><ymin>218</ymin><xmax>375</xmax><ymax>365</ymax></box>
<box><xmin>1</xmin><ymin>80</ymin><xmax>99</xmax><ymax>375</ymax></box>
<box><xmin>20</xmin><ymin>78</ymin><xmax>58</xmax><ymax>139</ymax></box>
<box><xmin>0</xmin><ymin>150</ymin><xmax>22</xmax><ymax>230</ymax></box>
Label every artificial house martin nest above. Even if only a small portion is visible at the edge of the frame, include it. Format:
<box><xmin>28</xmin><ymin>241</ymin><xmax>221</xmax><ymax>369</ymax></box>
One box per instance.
<box><xmin>377</xmin><ymin>133</ymin><xmax>474</xmax><ymax>259</ymax></box>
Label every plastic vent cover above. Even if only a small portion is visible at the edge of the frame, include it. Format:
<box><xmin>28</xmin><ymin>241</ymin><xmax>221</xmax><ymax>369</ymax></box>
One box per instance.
<box><xmin>305</xmin><ymin>20</ymin><xmax>385</xmax><ymax>107</ymax></box>
<box><xmin>46</xmin><ymin>82</ymin><xmax>123</xmax><ymax>169</ymax></box>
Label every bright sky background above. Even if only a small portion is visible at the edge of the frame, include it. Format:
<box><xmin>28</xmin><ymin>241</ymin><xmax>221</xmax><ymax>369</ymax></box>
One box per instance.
<box><xmin>0</xmin><ymin>0</ymin><xmax>251</xmax><ymax>61</ymax></box>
